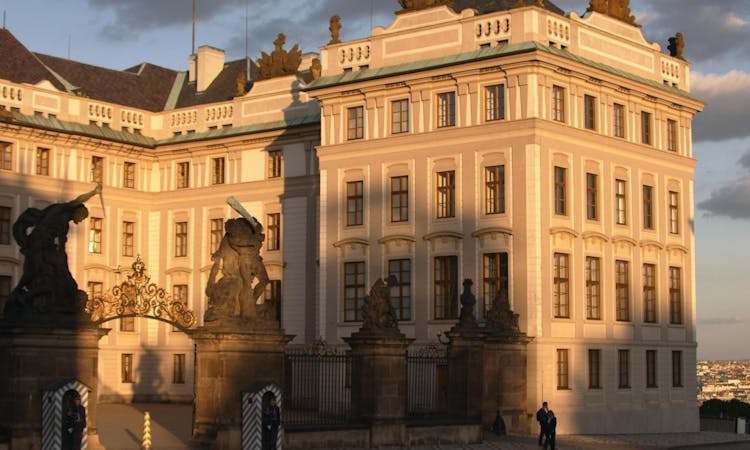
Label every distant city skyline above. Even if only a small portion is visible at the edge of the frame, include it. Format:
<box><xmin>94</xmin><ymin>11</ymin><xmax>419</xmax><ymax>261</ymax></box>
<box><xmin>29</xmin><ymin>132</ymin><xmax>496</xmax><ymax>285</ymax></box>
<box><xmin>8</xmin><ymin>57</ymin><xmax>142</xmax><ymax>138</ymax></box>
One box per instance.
<box><xmin>1</xmin><ymin>0</ymin><xmax>748</xmax><ymax>360</ymax></box>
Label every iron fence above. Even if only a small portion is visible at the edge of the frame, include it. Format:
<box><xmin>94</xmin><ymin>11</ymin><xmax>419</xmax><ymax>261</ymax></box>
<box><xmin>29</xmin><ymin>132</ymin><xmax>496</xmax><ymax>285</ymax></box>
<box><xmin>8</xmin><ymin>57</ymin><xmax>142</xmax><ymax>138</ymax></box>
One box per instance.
<box><xmin>407</xmin><ymin>354</ymin><xmax>449</xmax><ymax>417</ymax></box>
<box><xmin>283</xmin><ymin>352</ymin><xmax>356</xmax><ymax>428</ymax></box>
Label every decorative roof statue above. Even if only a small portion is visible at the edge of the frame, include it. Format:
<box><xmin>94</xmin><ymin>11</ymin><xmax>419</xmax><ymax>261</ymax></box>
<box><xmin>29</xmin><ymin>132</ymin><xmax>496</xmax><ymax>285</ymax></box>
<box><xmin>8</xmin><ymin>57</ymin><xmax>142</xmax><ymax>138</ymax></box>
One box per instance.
<box><xmin>484</xmin><ymin>286</ymin><xmax>521</xmax><ymax>336</ymax></box>
<box><xmin>514</xmin><ymin>0</ymin><xmax>526</xmax><ymax>7</ymax></box>
<box><xmin>328</xmin><ymin>15</ymin><xmax>342</xmax><ymax>45</ymax></box>
<box><xmin>204</xmin><ymin>196</ymin><xmax>273</xmax><ymax>329</ymax></box>
<box><xmin>587</xmin><ymin>0</ymin><xmax>637</xmax><ymax>25</ymax></box>
<box><xmin>311</xmin><ymin>58</ymin><xmax>322</xmax><ymax>80</ymax></box>
<box><xmin>360</xmin><ymin>276</ymin><xmax>400</xmax><ymax>333</ymax></box>
<box><xmin>257</xmin><ymin>33</ymin><xmax>302</xmax><ymax>81</ymax></box>
<box><xmin>536</xmin><ymin>0</ymin><xmax>544</xmax><ymax>7</ymax></box>
<box><xmin>3</xmin><ymin>183</ymin><xmax>102</xmax><ymax>322</ymax></box>
<box><xmin>235</xmin><ymin>71</ymin><xmax>247</xmax><ymax>97</ymax></box>
<box><xmin>457</xmin><ymin>279</ymin><xmax>479</xmax><ymax>329</ymax></box>
<box><xmin>398</xmin><ymin>0</ymin><xmax>454</xmax><ymax>13</ymax></box>
<box><xmin>668</xmin><ymin>32</ymin><xmax>685</xmax><ymax>60</ymax></box>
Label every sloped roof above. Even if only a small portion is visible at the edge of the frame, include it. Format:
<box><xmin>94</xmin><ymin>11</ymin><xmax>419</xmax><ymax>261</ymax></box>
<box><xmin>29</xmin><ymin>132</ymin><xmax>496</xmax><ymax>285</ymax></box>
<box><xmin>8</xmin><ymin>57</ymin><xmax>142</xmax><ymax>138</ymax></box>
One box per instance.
<box><xmin>0</xmin><ymin>28</ymin><xmax>66</xmax><ymax>90</ymax></box>
<box><xmin>34</xmin><ymin>53</ymin><xmax>178</xmax><ymax>112</ymax></box>
<box><xmin>452</xmin><ymin>0</ymin><xmax>564</xmax><ymax>15</ymax></box>
<box><xmin>175</xmin><ymin>58</ymin><xmax>257</xmax><ymax>109</ymax></box>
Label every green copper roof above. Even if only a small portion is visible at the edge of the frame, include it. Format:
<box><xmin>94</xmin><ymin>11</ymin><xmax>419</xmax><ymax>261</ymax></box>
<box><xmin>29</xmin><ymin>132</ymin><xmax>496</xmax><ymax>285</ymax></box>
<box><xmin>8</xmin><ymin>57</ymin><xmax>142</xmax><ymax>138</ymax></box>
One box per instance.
<box><xmin>305</xmin><ymin>41</ymin><xmax>701</xmax><ymax>103</ymax></box>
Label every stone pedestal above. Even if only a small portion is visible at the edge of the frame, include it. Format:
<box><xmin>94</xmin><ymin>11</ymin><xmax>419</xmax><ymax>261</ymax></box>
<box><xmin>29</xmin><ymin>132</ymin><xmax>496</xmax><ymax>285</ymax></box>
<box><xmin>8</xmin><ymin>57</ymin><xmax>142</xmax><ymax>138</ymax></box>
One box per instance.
<box><xmin>0</xmin><ymin>323</ymin><xmax>109</xmax><ymax>450</ymax></box>
<box><xmin>189</xmin><ymin>327</ymin><xmax>293</xmax><ymax>449</ymax></box>
<box><xmin>344</xmin><ymin>331</ymin><xmax>413</xmax><ymax>447</ymax></box>
<box><xmin>482</xmin><ymin>334</ymin><xmax>532</xmax><ymax>432</ymax></box>
<box><xmin>446</xmin><ymin>327</ymin><xmax>485</xmax><ymax>422</ymax></box>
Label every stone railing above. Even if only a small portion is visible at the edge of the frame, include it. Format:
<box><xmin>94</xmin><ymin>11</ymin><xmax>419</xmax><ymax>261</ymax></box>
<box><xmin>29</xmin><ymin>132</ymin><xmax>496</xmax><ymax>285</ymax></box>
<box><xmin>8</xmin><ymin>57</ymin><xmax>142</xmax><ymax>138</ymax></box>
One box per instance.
<box><xmin>88</xmin><ymin>102</ymin><xmax>113</xmax><ymax>123</ymax></box>
<box><xmin>475</xmin><ymin>15</ymin><xmax>511</xmax><ymax>43</ymax></box>
<box><xmin>0</xmin><ymin>83</ymin><xmax>23</xmax><ymax>105</ymax></box>
<box><xmin>205</xmin><ymin>104</ymin><xmax>233</xmax><ymax>123</ymax></box>
<box><xmin>120</xmin><ymin>109</ymin><xmax>145</xmax><ymax>128</ymax></box>
<box><xmin>661</xmin><ymin>58</ymin><xmax>681</xmax><ymax>85</ymax></box>
<box><xmin>169</xmin><ymin>109</ymin><xmax>198</xmax><ymax>128</ymax></box>
<box><xmin>339</xmin><ymin>43</ymin><xmax>371</xmax><ymax>68</ymax></box>
<box><xmin>547</xmin><ymin>16</ymin><xmax>571</xmax><ymax>45</ymax></box>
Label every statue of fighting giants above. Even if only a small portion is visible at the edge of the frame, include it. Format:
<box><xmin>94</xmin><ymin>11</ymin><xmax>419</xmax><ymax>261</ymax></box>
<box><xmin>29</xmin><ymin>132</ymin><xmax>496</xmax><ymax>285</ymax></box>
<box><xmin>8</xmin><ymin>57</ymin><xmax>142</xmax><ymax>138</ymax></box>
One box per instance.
<box><xmin>204</xmin><ymin>197</ymin><xmax>272</xmax><ymax>327</ymax></box>
<box><xmin>4</xmin><ymin>183</ymin><xmax>102</xmax><ymax>320</ymax></box>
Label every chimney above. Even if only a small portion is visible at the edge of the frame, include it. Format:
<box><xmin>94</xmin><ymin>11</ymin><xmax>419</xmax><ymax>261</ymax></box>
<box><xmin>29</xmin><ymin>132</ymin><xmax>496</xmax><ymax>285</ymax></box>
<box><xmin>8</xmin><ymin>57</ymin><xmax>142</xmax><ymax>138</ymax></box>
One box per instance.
<box><xmin>196</xmin><ymin>45</ymin><xmax>225</xmax><ymax>92</ymax></box>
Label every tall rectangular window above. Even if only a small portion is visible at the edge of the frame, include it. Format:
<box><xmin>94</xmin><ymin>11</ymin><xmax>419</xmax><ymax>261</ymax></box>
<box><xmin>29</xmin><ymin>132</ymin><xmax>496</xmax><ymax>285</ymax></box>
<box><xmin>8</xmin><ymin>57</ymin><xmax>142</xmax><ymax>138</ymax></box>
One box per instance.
<box><xmin>554</xmin><ymin>166</ymin><xmax>566</xmax><ymax>215</ymax></box>
<box><xmin>0</xmin><ymin>275</ymin><xmax>11</xmax><ymax>315</ymax></box>
<box><xmin>347</xmin><ymin>106</ymin><xmax>364</xmax><ymax>140</ymax></box>
<box><xmin>89</xmin><ymin>218</ymin><xmax>102</xmax><ymax>254</ymax></box>
<box><xmin>123</xmin><ymin>161</ymin><xmax>136</xmax><ymax>188</ymax></box>
<box><xmin>646</xmin><ymin>350</ymin><xmax>658</xmax><ymax>388</ymax></box>
<box><xmin>176</xmin><ymin>162</ymin><xmax>190</xmax><ymax>189</ymax></box>
<box><xmin>615</xmin><ymin>260</ymin><xmax>630</xmax><ymax>321</ymax></box>
<box><xmin>210</xmin><ymin>218</ymin><xmax>223</xmax><ymax>255</ymax></box>
<box><xmin>641</xmin><ymin>111</ymin><xmax>652</xmax><ymax>145</ymax></box>
<box><xmin>667</xmin><ymin>119</ymin><xmax>678</xmax><ymax>152</ymax></box>
<box><xmin>485</xmin><ymin>84</ymin><xmax>505</xmax><ymax>121</ymax></box>
<box><xmin>212</xmin><ymin>157</ymin><xmax>225</xmax><ymax>185</ymax></box>
<box><xmin>483</xmin><ymin>252</ymin><xmax>508</xmax><ymax>314</ymax></box>
<box><xmin>437</xmin><ymin>92</ymin><xmax>456</xmax><ymax>128</ymax></box>
<box><xmin>36</xmin><ymin>148</ymin><xmax>50</xmax><ymax>175</ymax></box>
<box><xmin>121</xmin><ymin>354</ymin><xmax>134</xmax><ymax>383</ymax></box>
<box><xmin>643</xmin><ymin>185</ymin><xmax>654</xmax><ymax>229</ymax></box>
<box><xmin>390</xmin><ymin>176</ymin><xmax>409</xmax><ymax>222</ymax></box>
<box><xmin>346</xmin><ymin>181</ymin><xmax>364</xmax><ymax>226</ymax></box>
<box><xmin>91</xmin><ymin>156</ymin><xmax>104</xmax><ymax>183</ymax></box>
<box><xmin>267</xmin><ymin>213</ymin><xmax>280</xmax><ymax>251</ymax></box>
<box><xmin>120</xmin><ymin>316</ymin><xmax>135</xmax><ymax>332</ymax></box>
<box><xmin>264</xmin><ymin>280</ymin><xmax>282</xmax><ymax>321</ymax></box>
<box><xmin>557</xmin><ymin>349</ymin><xmax>569</xmax><ymax>389</ymax></box>
<box><xmin>388</xmin><ymin>259</ymin><xmax>411</xmax><ymax>321</ymax></box>
<box><xmin>122</xmin><ymin>221</ymin><xmax>134</xmax><ymax>257</ymax></box>
<box><xmin>485</xmin><ymin>165</ymin><xmax>505</xmax><ymax>214</ymax></box>
<box><xmin>615</xmin><ymin>179</ymin><xmax>627</xmax><ymax>225</ymax></box>
<box><xmin>173</xmin><ymin>354</ymin><xmax>186</xmax><ymax>384</ymax></box>
<box><xmin>552</xmin><ymin>85</ymin><xmax>565</xmax><ymax>122</ymax></box>
<box><xmin>618</xmin><ymin>349</ymin><xmax>630</xmax><ymax>388</ymax></box>
<box><xmin>585</xmin><ymin>256</ymin><xmax>601</xmax><ymax>320</ymax></box>
<box><xmin>391</xmin><ymin>99</ymin><xmax>409</xmax><ymax>134</ymax></box>
<box><xmin>553</xmin><ymin>253</ymin><xmax>570</xmax><ymax>318</ymax></box>
<box><xmin>669</xmin><ymin>267</ymin><xmax>683</xmax><ymax>325</ymax></box>
<box><xmin>87</xmin><ymin>281</ymin><xmax>103</xmax><ymax>302</ymax></box>
<box><xmin>584</xmin><ymin>94</ymin><xmax>596</xmax><ymax>130</ymax></box>
<box><xmin>643</xmin><ymin>264</ymin><xmax>657</xmax><ymax>323</ymax></box>
<box><xmin>0</xmin><ymin>206</ymin><xmax>11</xmax><ymax>245</ymax></box>
<box><xmin>586</xmin><ymin>173</ymin><xmax>598</xmax><ymax>220</ymax></box>
<box><xmin>669</xmin><ymin>191</ymin><xmax>680</xmax><ymax>234</ymax></box>
<box><xmin>434</xmin><ymin>255</ymin><xmax>458</xmax><ymax>320</ymax></box>
<box><xmin>0</xmin><ymin>141</ymin><xmax>11</xmax><ymax>170</ymax></box>
<box><xmin>672</xmin><ymin>351</ymin><xmax>683</xmax><ymax>387</ymax></box>
<box><xmin>267</xmin><ymin>150</ymin><xmax>282</xmax><ymax>178</ymax></box>
<box><xmin>175</xmin><ymin>222</ymin><xmax>188</xmax><ymax>257</ymax></box>
<box><xmin>588</xmin><ymin>349</ymin><xmax>601</xmax><ymax>389</ymax></box>
<box><xmin>436</xmin><ymin>171</ymin><xmax>455</xmax><ymax>218</ymax></box>
<box><xmin>344</xmin><ymin>261</ymin><xmax>366</xmax><ymax>321</ymax></box>
<box><xmin>173</xmin><ymin>285</ymin><xmax>188</xmax><ymax>308</ymax></box>
<box><xmin>613</xmin><ymin>103</ymin><xmax>625</xmax><ymax>138</ymax></box>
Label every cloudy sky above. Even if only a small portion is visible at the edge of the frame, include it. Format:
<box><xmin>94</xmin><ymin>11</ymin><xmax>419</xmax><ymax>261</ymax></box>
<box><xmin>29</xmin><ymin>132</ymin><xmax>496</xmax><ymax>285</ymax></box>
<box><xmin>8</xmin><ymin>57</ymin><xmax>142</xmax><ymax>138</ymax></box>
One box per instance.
<box><xmin>2</xmin><ymin>0</ymin><xmax>748</xmax><ymax>360</ymax></box>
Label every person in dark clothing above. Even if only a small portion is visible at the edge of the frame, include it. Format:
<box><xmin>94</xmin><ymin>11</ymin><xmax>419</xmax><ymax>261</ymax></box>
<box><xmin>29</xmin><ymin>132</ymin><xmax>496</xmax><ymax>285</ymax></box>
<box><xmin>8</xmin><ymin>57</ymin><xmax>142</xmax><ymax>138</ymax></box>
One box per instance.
<box><xmin>536</xmin><ymin>401</ymin><xmax>549</xmax><ymax>446</ymax></box>
<box><xmin>261</xmin><ymin>394</ymin><xmax>281</xmax><ymax>450</ymax></box>
<box><xmin>62</xmin><ymin>394</ymin><xmax>86</xmax><ymax>450</ymax></box>
<box><xmin>543</xmin><ymin>410</ymin><xmax>557</xmax><ymax>450</ymax></box>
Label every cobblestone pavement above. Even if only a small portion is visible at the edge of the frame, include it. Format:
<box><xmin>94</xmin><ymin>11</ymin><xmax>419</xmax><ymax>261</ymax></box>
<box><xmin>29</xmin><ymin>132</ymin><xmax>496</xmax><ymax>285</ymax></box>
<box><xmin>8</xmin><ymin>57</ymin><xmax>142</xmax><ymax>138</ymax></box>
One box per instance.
<box><xmin>97</xmin><ymin>403</ymin><xmax>750</xmax><ymax>450</ymax></box>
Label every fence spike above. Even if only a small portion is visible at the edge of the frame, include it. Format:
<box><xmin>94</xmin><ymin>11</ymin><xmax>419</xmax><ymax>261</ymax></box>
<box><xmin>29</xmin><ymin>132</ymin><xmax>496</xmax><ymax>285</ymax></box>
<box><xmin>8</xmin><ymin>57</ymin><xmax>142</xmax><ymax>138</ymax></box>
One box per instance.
<box><xmin>141</xmin><ymin>411</ymin><xmax>152</xmax><ymax>450</ymax></box>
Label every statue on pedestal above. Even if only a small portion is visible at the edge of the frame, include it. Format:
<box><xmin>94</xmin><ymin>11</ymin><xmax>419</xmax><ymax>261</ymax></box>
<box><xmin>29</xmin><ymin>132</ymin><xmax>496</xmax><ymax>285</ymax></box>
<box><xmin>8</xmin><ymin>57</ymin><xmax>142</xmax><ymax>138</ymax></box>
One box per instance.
<box><xmin>328</xmin><ymin>15</ymin><xmax>342</xmax><ymax>45</ymax></box>
<box><xmin>204</xmin><ymin>197</ymin><xmax>272</xmax><ymax>329</ymax></box>
<box><xmin>360</xmin><ymin>276</ymin><xmax>400</xmax><ymax>333</ymax></box>
<box><xmin>257</xmin><ymin>33</ymin><xmax>302</xmax><ymax>81</ymax></box>
<box><xmin>484</xmin><ymin>286</ymin><xmax>521</xmax><ymax>335</ymax></box>
<box><xmin>668</xmin><ymin>32</ymin><xmax>685</xmax><ymax>60</ymax></box>
<box><xmin>457</xmin><ymin>279</ymin><xmax>479</xmax><ymax>328</ymax></box>
<box><xmin>4</xmin><ymin>184</ymin><xmax>101</xmax><ymax>321</ymax></box>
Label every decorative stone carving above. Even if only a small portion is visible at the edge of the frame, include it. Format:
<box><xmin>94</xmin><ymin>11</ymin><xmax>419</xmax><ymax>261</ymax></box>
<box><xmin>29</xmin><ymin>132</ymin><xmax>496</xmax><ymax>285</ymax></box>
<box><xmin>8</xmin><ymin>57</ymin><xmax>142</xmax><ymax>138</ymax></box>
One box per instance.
<box><xmin>668</xmin><ymin>32</ymin><xmax>685</xmax><ymax>60</ymax></box>
<box><xmin>257</xmin><ymin>33</ymin><xmax>302</xmax><ymax>81</ymax></box>
<box><xmin>235</xmin><ymin>71</ymin><xmax>247</xmax><ymax>96</ymax></box>
<box><xmin>514</xmin><ymin>0</ymin><xmax>525</xmax><ymax>7</ymax></box>
<box><xmin>204</xmin><ymin>197</ymin><xmax>273</xmax><ymax>329</ymax></box>
<box><xmin>587</xmin><ymin>0</ymin><xmax>637</xmax><ymax>25</ymax></box>
<box><xmin>484</xmin><ymin>286</ymin><xmax>521</xmax><ymax>335</ymax></box>
<box><xmin>311</xmin><ymin>58</ymin><xmax>322</xmax><ymax>80</ymax></box>
<box><xmin>328</xmin><ymin>15</ymin><xmax>342</xmax><ymax>45</ymax></box>
<box><xmin>3</xmin><ymin>183</ymin><xmax>101</xmax><ymax>322</ymax></box>
<box><xmin>398</xmin><ymin>0</ymin><xmax>453</xmax><ymax>13</ymax></box>
<box><xmin>457</xmin><ymin>279</ymin><xmax>479</xmax><ymax>328</ymax></box>
<box><xmin>360</xmin><ymin>276</ymin><xmax>400</xmax><ymax>333</ymax></box>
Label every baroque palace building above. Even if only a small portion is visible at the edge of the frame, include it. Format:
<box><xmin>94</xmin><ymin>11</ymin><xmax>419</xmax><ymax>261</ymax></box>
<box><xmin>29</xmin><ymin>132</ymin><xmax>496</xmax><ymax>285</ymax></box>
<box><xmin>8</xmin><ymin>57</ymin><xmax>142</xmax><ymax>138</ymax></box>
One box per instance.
<box><xmin>0</xmin><ymin>0</ymin><xmax>702</xmax><ymax>434</ymax></box>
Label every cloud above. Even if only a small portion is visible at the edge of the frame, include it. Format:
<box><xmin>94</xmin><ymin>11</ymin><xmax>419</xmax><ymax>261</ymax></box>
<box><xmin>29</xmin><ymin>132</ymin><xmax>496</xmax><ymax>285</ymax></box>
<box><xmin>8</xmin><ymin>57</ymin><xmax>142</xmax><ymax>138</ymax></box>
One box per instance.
<box><xmin>740</xmin><ymin>150</ymin><xmax>750</xmax><ymax>170</ymax></box>
<box><xmin>698</xmin><ymin>317</ymin><xmax>746</xmax><ymax>326</ymax></box>
<box><xmin>691</xmin><ymin>71</ymin><xmax>750</xmax><ymax>142</ymax></box>
<box><xmin>698</xmin><ymin>175</ymin><xmax>750</xmax><ymax>220</ymax></box>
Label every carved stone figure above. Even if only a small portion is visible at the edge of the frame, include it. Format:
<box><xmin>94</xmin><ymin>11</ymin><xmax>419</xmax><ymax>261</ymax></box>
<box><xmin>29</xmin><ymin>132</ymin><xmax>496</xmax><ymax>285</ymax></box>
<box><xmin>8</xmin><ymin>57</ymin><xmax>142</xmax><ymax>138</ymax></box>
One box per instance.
<box><xmin>236</xmin><ymin>71</ymin><xmax>247</xmax><ymax>96</ymax></box>
<box><xmin>536</xmin><ymin>0</ymin><xmax>544</xmax><ymax>7</ymax></box>
<box><xmin>587</xmin><ymin>0</ymin><xmax>608</xmax><ymax>14</ymax></box>
<box><xmin>360</xmin><ymin>276</ymin><xmax>399</xmax><ymax>332</ymax></box>
<box><xmin>514</xmin><ymin>0</ymin><xmax>526</xmax><ymax>7</ymax></box>
<box><xmin>257</xmin><ymin>33</ymin><xmax>302</xmax><ymax>81</ymax></box>
<box><xmin>484</xmin><ymin>286</ymin><xmax>521</xmax><ymax>335</ymax></box>
<box><xmin>311</xmin><ymin>58</ymin><xmax>322</xmax><ymax>80</ymax></box>
<box><xmin>398</xmin><ymin>0</ymin><xmax>453</xmax><ymax>12</ymax></box>
<box><xmin>608</xmin><ymin>0</ymin><xmax>636</xmax><ymax>25</ymax></box>
<box><xmin>4</xmin><ymin>184</ymin><xmax>101</xmax><ymax>319</ymax></box>
<box><xmin>204</xmin><ymin>197</ymin><xmax>271</xmax><ymax>327</ymax></box>
<box><xmin>458</xmin><ymin>279</ymin><xmax>479</xmax><ymax>328</ymax></box>
<box><xmin>328</xmin><ymin>15</ymin><xmax>342</xmax><ymax>45</ymax></box>
<box><xmin>668</xmin><ymin>32</ymin><xmax>685</xmax><ymax>60</ymax></box>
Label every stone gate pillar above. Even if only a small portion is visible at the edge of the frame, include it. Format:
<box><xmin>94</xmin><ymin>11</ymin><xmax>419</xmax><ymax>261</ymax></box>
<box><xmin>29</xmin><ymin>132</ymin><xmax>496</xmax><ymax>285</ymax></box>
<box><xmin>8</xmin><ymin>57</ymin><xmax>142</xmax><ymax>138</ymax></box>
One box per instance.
<box><xmin>190</xmin><ymin>327</ymin><xmax>293</xmax><ymax>449</ymax></box>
